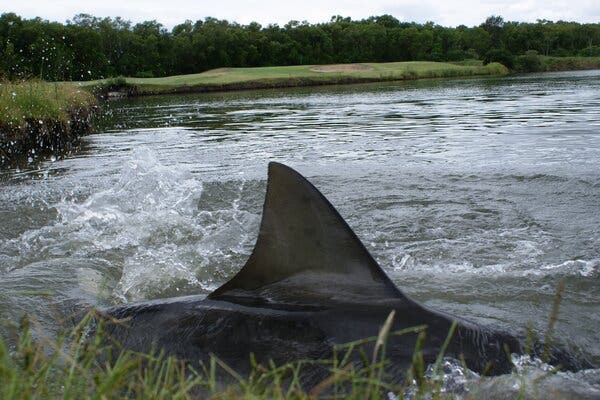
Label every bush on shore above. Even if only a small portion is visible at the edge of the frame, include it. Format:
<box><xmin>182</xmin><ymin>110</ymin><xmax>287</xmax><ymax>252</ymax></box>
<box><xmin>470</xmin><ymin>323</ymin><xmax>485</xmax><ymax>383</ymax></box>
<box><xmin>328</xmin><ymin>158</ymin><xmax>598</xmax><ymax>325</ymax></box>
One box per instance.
<box><xmin>512</xmin><ymin>52</ymin><xmax>600</xmax><ymax>73</ymax></box>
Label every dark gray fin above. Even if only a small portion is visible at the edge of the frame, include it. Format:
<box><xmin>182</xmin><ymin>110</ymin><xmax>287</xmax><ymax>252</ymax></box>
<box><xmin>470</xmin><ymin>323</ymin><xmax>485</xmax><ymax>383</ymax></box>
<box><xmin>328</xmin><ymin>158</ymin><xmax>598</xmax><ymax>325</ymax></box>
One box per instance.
<box><xmin>209</xmin><ymin>162</ymin><xmax>413</xmax><ymax>306</ymax></box>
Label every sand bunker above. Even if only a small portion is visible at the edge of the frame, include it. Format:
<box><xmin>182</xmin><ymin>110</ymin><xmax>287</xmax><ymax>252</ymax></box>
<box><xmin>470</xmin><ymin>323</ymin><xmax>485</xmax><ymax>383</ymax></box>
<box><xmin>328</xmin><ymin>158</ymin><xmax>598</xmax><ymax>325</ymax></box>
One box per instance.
<box><xmin>310</xmin><ymin>64</ymin><xmax>373</xmax><ymax>73</ymax></box>
<box><xmin>203</xmin><ymin>67</ymin><xmax>232</xmax><ymax>74</ymax></box>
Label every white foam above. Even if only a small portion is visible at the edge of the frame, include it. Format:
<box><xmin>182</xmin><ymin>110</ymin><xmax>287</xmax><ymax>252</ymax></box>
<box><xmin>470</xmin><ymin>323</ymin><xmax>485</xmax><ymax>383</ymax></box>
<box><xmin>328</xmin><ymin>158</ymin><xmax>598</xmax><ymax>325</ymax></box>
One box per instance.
<box><xmin>539</xmin><ymin>259</ymin><xmax>599</xmax><ymax>277</ymax></box>
<box><xmin>390</xmin><ymin>250</ymin><xmax>599</xmax><ymax>279</ymax></box>
<box><xmin>3</xmin><ymin>148</ymin><xmax>259</xmax><ymax>302</ymax></box>
<box><xmin>399</xmin><ymin>357</ymin><xmax>600</xmax><ymax>399</ymax></box>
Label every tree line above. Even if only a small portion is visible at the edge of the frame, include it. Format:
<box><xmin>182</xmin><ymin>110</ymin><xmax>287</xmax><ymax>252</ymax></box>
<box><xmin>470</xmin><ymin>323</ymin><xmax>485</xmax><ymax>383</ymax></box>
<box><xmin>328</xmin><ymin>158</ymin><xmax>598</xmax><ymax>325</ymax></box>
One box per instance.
<box><xmin>1</xmin><ymin>12</ymin><xmax>599</xmax><ymax>81</ymax></box>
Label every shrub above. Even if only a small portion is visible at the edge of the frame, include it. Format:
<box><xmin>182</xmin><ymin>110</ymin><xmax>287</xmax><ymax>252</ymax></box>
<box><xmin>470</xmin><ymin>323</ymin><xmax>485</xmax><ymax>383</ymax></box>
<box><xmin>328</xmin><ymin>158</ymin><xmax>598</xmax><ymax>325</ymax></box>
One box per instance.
<box><xmin>514</xmin><ymin>50</ymin><xmax>543</xmax><ymax>72</ymax></box>
<box><xmin>483</xmin><ymin>48</ymin><xmax>515</xmax><ymax>69</ymax></box>
<box><xmin>579</xmin><ymin>45</ymin><xmax>600</xmax><ymax>57</ymax></box>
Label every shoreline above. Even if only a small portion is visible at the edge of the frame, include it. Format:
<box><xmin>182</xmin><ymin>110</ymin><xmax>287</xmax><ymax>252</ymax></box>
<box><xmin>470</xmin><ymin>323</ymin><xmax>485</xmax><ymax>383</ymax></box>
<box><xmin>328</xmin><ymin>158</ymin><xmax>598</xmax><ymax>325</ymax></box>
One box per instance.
<box><xmin>86</xmin><ymin>61</ymin><xmax>509</xmax><ymax>98</ymax></box>
<box><xmin>98</xmin><ymin>75</ymin><xmax>489</xmax><ymax>98</ymax></box>
<box><xmin>88</xmin><ymin>58</ymin><xmax>600</xmax><ymax>99</ymax></box>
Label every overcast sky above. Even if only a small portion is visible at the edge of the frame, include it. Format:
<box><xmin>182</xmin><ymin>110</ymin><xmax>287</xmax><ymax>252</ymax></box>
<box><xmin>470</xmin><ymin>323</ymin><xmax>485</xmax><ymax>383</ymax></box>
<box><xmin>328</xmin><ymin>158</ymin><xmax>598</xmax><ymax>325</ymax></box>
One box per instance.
<box><xmin>5</xmin><ymin>0</ymin><xmax>600</xmax><ymax>28</ymax></box>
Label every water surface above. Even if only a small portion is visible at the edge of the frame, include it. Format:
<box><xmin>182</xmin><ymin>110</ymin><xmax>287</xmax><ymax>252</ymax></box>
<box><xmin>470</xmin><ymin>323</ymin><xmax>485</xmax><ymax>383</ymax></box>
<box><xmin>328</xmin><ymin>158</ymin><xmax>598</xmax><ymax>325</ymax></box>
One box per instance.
<box><xmin>1</xmin><ymin>70</ymin><xmax>599</xmax><ymax>397</ymax></box>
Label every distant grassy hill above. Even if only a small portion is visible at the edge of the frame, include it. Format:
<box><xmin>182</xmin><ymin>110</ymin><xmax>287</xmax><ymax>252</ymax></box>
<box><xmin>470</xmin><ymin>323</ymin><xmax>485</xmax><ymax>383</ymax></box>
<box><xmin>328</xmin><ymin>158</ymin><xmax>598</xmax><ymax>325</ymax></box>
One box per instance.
<box><xmin>85</xmin><ymin>61</ymin><xmax>509</xmax><ymax>96</ymax></box>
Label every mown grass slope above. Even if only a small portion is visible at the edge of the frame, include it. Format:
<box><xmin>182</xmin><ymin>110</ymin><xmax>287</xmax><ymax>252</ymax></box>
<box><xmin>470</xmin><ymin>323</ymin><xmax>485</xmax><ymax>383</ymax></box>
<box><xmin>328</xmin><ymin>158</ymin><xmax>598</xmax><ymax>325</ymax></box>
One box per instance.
<box><xmin>85</xmin><ymin>61</ymin><xmax>508</xmax><ymax>95</ymax></box>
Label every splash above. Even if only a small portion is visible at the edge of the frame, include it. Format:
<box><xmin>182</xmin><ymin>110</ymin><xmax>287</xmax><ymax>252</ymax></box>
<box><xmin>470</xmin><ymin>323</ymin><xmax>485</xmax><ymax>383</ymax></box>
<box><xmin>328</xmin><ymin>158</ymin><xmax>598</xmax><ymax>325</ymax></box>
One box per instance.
<box><xmin>398</xmin><ymin>357</ymin><xmax>600</xmax><ymax>400</ymax></box>
<box><xmin>2</xmin><ymin>148</ymin><xmax>260</xmax><ymax>304</ymax></box>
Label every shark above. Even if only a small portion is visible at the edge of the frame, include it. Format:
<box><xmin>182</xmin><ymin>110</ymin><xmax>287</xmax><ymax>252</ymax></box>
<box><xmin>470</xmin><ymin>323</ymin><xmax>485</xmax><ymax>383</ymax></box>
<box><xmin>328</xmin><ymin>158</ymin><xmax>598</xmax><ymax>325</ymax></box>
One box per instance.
<box><xmin>103</xmin><ymin>162</ymin><xmax>589</xmax><ymax>386</ymax></box>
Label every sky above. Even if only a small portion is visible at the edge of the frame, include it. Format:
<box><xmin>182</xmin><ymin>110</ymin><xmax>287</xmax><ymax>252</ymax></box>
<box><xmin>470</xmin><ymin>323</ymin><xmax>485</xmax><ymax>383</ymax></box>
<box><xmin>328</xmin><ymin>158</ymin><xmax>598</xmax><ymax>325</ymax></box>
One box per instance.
<box><xmin>4</xmin><ymin>0</ymin><xmax>599</xmax><ymax>28</ymax></box>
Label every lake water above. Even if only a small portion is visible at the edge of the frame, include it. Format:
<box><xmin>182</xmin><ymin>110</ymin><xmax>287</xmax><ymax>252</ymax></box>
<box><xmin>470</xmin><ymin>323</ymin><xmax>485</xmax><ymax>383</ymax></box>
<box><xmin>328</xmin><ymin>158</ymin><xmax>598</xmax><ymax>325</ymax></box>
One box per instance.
<box><xmin>1</xmin><ymin>70</ymin><xmax>600</xmax><ymax>398</ymax></box>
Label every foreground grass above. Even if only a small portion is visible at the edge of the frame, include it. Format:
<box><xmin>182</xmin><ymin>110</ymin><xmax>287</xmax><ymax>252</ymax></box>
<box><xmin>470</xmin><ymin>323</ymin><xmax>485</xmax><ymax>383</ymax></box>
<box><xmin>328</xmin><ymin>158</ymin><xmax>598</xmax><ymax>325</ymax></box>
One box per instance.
<box><xmin>0</xmin><ymin>311</ymin><xmax>459</xmax><ymax>400</ymax></box>
<box><xmin>84</xmin><ymin>61</ymin><xmax>508</xmax><ymax>95</ymax></box>
<box><xmin>0</xmin><ymin>275</ymin><xmax>577</xmax><ymax>400</ymax></box>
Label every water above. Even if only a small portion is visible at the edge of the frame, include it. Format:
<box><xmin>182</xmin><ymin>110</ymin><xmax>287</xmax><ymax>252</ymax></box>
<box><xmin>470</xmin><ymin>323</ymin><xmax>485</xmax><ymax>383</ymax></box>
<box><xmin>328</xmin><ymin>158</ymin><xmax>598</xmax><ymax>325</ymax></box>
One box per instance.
<box><xmin>1</xmin><ymin>70</ymin><xmax>600</xmax><ymax>397</ymax></box>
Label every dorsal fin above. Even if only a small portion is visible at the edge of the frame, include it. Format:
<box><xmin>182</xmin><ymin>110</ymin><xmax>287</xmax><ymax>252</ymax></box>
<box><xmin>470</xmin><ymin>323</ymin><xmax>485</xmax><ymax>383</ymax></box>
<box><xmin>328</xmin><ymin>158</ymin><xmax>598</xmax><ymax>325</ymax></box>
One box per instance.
<box><xmin>209</xmin><ymin>162</ymin><xmax>411</xmax><ymax>306</ymax></box>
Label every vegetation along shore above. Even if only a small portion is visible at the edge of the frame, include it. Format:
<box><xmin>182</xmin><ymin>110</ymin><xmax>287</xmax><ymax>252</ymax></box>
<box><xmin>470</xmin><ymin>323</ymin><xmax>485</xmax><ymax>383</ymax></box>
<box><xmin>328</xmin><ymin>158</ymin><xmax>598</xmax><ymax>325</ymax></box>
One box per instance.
<box><xmin>88</xmin><ymin>61</ymin><xmax>508</xmax><ymax>96</ymax></box>
<box><xmin>88</xmin><ymin>56</ymin><xmax>600</xmax><ymax>97</ymax></box>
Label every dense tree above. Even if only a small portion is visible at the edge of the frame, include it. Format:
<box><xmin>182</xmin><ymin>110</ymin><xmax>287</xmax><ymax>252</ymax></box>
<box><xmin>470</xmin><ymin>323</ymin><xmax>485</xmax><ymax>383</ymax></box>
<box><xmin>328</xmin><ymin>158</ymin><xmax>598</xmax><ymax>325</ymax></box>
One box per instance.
<box><xmin>0</xmin><ymin>12</ymin><xmax>598</xmax><ymax>80</ymax></box>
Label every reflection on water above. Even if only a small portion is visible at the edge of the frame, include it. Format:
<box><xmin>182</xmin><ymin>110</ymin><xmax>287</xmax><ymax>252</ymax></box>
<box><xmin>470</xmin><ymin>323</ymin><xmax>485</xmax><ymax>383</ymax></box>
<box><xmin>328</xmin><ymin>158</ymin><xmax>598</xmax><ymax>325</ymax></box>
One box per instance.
<box><xmin>1</xmin><ymin>70</ymin><xmax>599</xmax><ymax>396</ymax></box>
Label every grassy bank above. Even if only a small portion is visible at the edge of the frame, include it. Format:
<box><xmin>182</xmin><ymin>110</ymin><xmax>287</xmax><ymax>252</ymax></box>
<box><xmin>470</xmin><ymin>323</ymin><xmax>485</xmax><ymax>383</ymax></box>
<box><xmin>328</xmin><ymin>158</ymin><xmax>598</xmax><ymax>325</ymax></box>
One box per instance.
<box><xmin>86</xmin><ymin>61</ymin><xmax>509</xmax><ymax>96</ymax></box>
<box><xmin>0</xmin><ymin>81</ymin><xmax>96</xmax><ymax>166</ymax></box>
